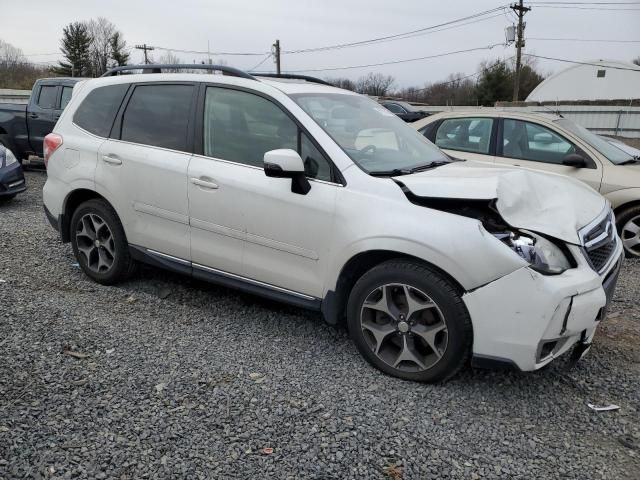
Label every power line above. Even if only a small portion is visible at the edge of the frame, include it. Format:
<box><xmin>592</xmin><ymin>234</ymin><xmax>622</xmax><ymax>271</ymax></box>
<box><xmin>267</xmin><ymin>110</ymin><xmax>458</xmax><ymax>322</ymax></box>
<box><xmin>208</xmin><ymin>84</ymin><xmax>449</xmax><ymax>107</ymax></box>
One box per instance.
<box><xmin>530</xmin><ymin>5</ymin><xmax>640</xmax><ymax>9</ymax></box>
<box><xmin>283</xmin><ymin>6</ymin><xmax>509</xmax><ymax>54</ymax></box>
<box><xmin>284</xmin><ymin>44</ymin><xmax>505</xmax><ymax>73</ymax></box>
<box><xmin>529</xmin><ymin>37</ymin><xmax>640</xmax><ymax>43</ymax></box>
<box><xmin>248</xmin><ymin>54</ymin><xmax>272</xmax><ymax>72</ymax></box>
<box><xmin>146</xmin><ymin>45</ymin><xmax>267</xmax><ymax>56</ymax></box>
<box><xmin>528</xmin><ymin>1</ymin><xmax>640</xmax><ymax>4</ymax></box>
<box><xmin>523</xmin><ymin>53</ymin><xmax>640</xmax><ymax>71</ymax></box>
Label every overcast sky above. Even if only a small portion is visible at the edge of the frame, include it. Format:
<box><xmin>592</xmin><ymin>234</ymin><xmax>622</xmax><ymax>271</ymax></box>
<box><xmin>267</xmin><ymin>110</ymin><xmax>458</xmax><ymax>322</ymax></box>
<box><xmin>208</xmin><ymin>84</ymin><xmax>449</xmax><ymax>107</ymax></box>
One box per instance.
<box><xmin>3</xmin><ymin>0</ymin><xmax>639</xmax><ymax>87</ymax></box>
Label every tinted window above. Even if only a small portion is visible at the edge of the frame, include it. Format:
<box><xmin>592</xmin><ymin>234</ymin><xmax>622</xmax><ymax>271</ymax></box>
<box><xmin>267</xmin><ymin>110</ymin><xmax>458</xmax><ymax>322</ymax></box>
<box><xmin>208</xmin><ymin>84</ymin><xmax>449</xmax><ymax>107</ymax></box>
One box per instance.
<box><xmin>120</xmin><ymin>85</ymin><xmax>194</xmax><ymax>151</ymax></box>
<box><xmin>301</xmin><ymin>133</ymin><xmax>331</xmax><ymax>181</ymax></box>
<box><xmin>204</xmin><ymin>88</ymin><xmax>332</xmax><ymax>180</ymax></box>
<box><xmin>37</xmin><ymin>85</ymin><xmax>57</xmax><ymax>109</ymax></box>
<box><xmin>503</xmin><ymin>119</ymin><xmax>575</xmax><ymax>164</ymax></box>
<box><xmin>60</xmin><ymin>86</ymin><xmax>73</xmax><ymax>109</ymax></box>
<box><xmin>384</xmin><ymin>103</ymin><xmax>405</xmax><ymax>114</ymax></box>
<box><xmin>74</xmin><ymin>84</ymin><xmax>129</xmax><ymax>137</ymax></box>
<box><xmin>435</xmin><ymin>117</ymin><xmax>493</xmax><ymax>154</ymax></box>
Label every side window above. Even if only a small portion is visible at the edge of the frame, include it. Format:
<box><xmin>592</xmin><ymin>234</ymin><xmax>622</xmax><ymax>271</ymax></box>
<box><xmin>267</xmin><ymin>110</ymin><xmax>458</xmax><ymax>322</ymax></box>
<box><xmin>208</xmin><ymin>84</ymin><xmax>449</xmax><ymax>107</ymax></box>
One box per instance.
<box><xmin>204</xmin><ymin>87</ymin><xmax>332</xmax><ymax>181</ymax></box>
<box><xmin>503</xmin><ymin>119</ymin><xmax>575</xmax><ymax>164</ymax></box>
<box><xmin>384</xmin><ymin>104</ymin><xmax>405</xmax><ymax>114</ymax></box>
<box><xmin>121</xmin><ymin>84</ymin><xmax>194</xmax><ymax>151</ymax></box>
<box><xmin>60</xmin><ymin>86</ymin><xmax>73</xmax><ymax>110</ymax></box>
<box><xmin>74</xmin><ymin>84</ymin><xmax>129</xmax><ymax>137</ymax></box>
<box><xmin>435</xmin><ymin>117</ymin><xmax>493</xmax><ymax>154</ymax></box>
<box><xmin>37</xmin><ymin>85</ymin><xmax>57</xmax><ymax>109</ymax></box>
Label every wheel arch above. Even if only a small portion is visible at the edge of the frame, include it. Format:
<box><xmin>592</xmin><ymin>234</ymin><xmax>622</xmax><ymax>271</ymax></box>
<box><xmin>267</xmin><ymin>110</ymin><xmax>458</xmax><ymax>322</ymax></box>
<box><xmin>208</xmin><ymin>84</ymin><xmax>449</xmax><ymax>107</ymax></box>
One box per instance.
<box><xmin>613</xmin><ymin>199</ymin><xmax>640</xmax><ymax>220</ymax></box>
<box><xmin>61</xmin><ymin>189</ymin><xmax>114</xmax><ymax>242</ymax></box>
<box><xmin>321</xmin><ymin>249</ymin><xmax>466</xmax><ymax>325</ymax></box>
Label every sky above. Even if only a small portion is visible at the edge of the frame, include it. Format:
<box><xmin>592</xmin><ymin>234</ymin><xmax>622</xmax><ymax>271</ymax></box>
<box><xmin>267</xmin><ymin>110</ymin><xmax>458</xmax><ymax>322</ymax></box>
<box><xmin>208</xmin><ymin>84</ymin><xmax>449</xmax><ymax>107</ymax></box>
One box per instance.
<box><xmin>2</xmin><ymin>0</ymin><xmax>639</xmax><ymax>88</ymax></box>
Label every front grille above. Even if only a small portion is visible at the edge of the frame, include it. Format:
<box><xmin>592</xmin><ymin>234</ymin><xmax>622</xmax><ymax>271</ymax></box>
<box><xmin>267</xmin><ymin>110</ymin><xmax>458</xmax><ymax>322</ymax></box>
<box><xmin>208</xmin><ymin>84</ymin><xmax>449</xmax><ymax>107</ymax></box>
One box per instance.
<box><xmin>581</xmin><ymin>210</ymin><xmax>617</xmax><ymax>274</ymax></box>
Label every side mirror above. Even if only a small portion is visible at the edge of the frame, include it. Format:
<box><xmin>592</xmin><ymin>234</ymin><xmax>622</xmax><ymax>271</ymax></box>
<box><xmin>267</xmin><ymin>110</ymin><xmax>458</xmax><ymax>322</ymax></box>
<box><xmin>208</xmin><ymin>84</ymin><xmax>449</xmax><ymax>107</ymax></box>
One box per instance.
<box><xmin>264</xmin><ymin>149</ymin><xmax>311</xmax><ymax>195</ymax></box>
<box><xmin>562</xmin><ymin>153</ymin><xmax>587</xmax><ymax>168</ymax></box>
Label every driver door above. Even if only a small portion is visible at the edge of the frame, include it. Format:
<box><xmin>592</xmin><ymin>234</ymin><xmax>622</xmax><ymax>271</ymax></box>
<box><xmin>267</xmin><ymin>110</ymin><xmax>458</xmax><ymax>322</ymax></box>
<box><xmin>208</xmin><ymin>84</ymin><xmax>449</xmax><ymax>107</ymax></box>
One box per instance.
<box><xmin>494</xmin><ymin>118</ymin><xmax>603</xmax><ymax>192</ymax></box>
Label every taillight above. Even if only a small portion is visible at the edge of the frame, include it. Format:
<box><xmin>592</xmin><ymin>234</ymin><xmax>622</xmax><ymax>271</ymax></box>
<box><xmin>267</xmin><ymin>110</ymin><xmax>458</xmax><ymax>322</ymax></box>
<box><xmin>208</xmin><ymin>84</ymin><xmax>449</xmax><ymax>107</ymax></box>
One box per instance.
<box><xmin>43</xmin><ymin>133</ymin><xmax>63</xmax><ymax>168</ymax></box>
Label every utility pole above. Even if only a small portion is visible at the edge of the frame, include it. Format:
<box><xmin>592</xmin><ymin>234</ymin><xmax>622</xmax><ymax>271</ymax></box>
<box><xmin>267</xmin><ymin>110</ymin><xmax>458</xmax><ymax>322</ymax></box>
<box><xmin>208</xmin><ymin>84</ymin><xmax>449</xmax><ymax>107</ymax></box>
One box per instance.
<box><xmin>273</xmin><ymin>39</ymin><xmax>281</xmax><ymax>74</ymax></box>
<box><xmin>511</xmin><ymin>0</ymin><xmax>531</xmax><ymax>102</ymax></box>
<box><xmin>135</xmin><ymin>44</ymin><xmax>155</xmax><ymax>64</ymax></box>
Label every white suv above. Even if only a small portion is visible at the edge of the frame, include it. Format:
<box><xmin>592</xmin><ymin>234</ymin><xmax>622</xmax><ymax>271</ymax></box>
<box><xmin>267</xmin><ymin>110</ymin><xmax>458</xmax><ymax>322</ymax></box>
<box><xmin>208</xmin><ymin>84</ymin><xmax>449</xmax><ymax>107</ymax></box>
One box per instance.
<box><xmin>43</xmin><ymin>66</ymin><xmax>623</xmax><ymax>382</ymax></box>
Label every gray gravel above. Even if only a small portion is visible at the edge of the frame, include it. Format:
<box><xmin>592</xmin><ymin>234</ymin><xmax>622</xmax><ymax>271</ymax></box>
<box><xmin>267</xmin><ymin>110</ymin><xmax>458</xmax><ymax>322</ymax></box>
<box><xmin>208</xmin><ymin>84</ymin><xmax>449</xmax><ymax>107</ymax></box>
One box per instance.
<box><xmin>1</xmin><ymin>171</ymin><xmax>639</xmax><ymax>479</ymax></box>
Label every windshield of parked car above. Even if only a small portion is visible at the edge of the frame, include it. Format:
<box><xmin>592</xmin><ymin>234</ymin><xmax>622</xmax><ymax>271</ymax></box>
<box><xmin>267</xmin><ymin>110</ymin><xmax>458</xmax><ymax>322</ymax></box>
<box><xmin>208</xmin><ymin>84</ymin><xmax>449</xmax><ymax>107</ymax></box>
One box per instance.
<box><xmin>555</xmin><ymin>118</ymin><xmax>634</xmax><ymax>165</ymax></box>
<box><xmin>290</xmin><ymin>93</ymin><xmax>449</xmax><ymax>174</ymax></box>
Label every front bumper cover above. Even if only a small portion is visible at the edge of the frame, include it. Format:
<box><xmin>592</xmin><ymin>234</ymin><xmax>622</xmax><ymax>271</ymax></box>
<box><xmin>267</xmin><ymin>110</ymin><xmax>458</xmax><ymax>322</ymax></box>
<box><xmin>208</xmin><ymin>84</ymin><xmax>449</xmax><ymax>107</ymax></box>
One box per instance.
<box><xmin>465</xmin><ymin>243</ymin><xmax>623</xmax><ymax>372</ymax></box>
<box><xmin>0</xmin><ymin>161</ymin><xmax>27</xmax><ymax>197</ymax></box>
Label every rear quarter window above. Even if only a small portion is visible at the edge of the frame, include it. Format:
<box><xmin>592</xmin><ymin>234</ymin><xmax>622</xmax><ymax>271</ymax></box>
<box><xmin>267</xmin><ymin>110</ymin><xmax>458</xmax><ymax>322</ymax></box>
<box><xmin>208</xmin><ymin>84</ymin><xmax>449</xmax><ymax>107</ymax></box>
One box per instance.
<box><xmin>73</xmin><ymin>84</ymin><xmax>129</xmax><ymax>137</ymax></box>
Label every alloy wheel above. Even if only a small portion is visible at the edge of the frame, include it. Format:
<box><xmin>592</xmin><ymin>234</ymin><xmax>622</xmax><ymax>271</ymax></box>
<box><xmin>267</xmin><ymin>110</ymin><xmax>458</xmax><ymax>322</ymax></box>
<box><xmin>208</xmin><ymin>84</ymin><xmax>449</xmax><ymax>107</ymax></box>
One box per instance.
<box><xmin>622</xmin><ymin>215</ymin><xmax>640</xmax><ymax>256</ymax></box>
<box><xmin>359</xmin><ymin>283</ymin><xmax>448</xmax><ymax>373</ymax></box>
<box><xmin>75</xmin><ymin>213</ymin><xmax>116</xmax><ymax>273</ymax></box>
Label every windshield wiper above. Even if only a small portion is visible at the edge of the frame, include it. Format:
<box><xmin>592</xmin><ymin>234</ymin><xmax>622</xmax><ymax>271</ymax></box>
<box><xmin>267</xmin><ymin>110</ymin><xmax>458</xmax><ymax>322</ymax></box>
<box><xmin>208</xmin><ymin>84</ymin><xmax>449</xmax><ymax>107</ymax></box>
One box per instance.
<box><xmin>618</xmin><ymin>157</ymin><xmax>640</xmax><ymax>165</ymax></box>
<box><xmin>369</xmin><ymin>161</ymin><xmax>451</xmax><ymax>177</ymax></box>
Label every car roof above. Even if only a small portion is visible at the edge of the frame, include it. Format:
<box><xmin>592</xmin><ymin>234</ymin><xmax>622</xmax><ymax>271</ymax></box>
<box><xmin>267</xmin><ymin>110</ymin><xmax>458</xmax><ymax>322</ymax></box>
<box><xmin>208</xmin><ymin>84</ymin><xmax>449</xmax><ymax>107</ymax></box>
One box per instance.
<box><xmin>76</xmin><ymin>73</ymin><xmax>357</xmax><ymax>98</ymax></box>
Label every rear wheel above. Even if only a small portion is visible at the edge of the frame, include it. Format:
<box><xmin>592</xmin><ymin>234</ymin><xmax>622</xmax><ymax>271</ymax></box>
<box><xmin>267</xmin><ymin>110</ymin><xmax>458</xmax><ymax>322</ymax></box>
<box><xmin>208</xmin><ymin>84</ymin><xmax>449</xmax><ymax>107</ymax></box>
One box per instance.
<box><xmin>616</xmin><ymin>205</ymin><xmax>640</xmax><ymax>258</ymax></box>
<box><xmin>347</xmin><ymin>260</ymin><xmax>472</xmax><ymax>383</ymax></box>
<box><xmin>70</xmin><ymin>199</ymin><xmax>136</xmax><ymax>285</ymax></box>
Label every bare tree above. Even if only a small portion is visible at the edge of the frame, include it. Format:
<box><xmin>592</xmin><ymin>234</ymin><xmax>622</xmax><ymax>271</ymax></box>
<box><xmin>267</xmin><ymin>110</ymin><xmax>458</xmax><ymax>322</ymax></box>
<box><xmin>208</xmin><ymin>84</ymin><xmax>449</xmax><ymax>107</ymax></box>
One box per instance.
<box><xmin>86</xmin><ymin>17</ymin><xmax>116</xmax><ymax>76</ymax></box>
<box><xmin>633</xmin><ymin>56</ymin><xmax>640</xmax><ymax>67</ymax></box>
<box><xmin>355</xmin><ymin>73</ymin><xmax>395</xmax><ymax>96</ymax></box>
<box><xmin>0</xmin><ymin>38</ymin><xmax>50</xmax><ymax>89</ymax></box>
<box><xmin>157</xmin><ymin>51</ymin><xmax>182</xmax><ymax>72</ymax></box>
<box><xmin>0</xmin><ymin>39</ymin><xmax>23</xmax><ymax>68</ymax></box>
<box><xmin>325</xmin><ymin>77</ymin><xmax>356</xmax><ymax>91</ymax></box>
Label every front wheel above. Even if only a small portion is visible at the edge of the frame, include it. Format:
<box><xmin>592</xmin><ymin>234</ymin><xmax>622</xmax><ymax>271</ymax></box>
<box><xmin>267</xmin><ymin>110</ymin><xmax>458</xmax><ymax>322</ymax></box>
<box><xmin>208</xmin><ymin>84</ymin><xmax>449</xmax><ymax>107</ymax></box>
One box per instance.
<box><xmin>70</xmin><ymin>199</ymin><xmax>136</xmax><ymax>285</ymax></box>
<box><xmin>347</xmin><ymin>260</ymin><xmax>472</xmax><ymax>383</ymax></box>
<box><xmin>616</xmin><ymin>206</ymin><xmax>640</xmax><ymax>258</ymax></box>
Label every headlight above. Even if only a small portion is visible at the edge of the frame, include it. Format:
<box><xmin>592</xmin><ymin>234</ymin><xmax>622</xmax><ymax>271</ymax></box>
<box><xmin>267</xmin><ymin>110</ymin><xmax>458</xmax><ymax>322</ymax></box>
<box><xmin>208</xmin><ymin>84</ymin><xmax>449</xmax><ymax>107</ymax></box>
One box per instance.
<box><xmin>496</xmin><ymin>231</ymin><xmax>572</xmax><ymax>275</ymax></box>
<box><xmin>4</xmin><ymin>148</ymin><xmax>18</xmax><ymax>167</ymax></box>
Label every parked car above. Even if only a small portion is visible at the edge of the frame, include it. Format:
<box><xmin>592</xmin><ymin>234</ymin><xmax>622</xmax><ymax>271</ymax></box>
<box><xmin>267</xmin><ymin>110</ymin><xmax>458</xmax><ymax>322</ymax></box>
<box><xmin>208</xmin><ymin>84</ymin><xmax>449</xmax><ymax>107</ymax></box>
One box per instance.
<box><xmin>0</xmin><ymin>144</ymin><xmax>26</xmax><ymax>201</ymax></box>
<box><xmin>43</xmin><ymin>65</ymin><xmax>623</xmax><ymax>382</ymax></box>
<box><xmin>381</xmin><ymin>101</ymin><xmax>428</xmax><ymax>122</ymax></box>
<box><xmin>0</xmin><ymin>78</ymin><xmax>80</xmax><ymax>163</ymax></box>
<box><xmin>413</xmin><ymin>112</ymin><xmax>640</xmax><ymax>258</ymax></box>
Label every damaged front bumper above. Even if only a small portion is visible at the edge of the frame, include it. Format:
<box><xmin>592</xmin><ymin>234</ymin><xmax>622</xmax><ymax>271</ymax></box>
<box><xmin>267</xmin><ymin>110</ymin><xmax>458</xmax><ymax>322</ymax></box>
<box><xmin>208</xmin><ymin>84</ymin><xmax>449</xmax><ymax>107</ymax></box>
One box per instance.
<box><xmin>464</xmin><ymin>242</ymin><xmax>623</xmax><ymax>372</ymax></box>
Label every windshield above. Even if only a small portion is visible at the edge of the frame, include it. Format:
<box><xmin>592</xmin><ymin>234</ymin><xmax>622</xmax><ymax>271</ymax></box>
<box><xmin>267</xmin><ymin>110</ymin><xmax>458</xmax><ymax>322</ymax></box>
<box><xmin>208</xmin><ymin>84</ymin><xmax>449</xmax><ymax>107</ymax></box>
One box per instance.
<box><xmin>555</xmin><ymin>118</ymin><xmax>634</xmax><ymax>165</ymax></box>
<box><xmin>290</xmin><ymin>93</ymin><xmax>449</xmax><ymax>174</ymax></box>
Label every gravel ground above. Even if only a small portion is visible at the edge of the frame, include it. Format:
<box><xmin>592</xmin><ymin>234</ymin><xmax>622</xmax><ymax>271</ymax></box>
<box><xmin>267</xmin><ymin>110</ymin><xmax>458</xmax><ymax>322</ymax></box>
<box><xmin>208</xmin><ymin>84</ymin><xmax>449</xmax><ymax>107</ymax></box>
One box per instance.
<box><xmin>1</xmin><ymin>171</ymin><xmax>639</xmax><ymax>480</ymax></box>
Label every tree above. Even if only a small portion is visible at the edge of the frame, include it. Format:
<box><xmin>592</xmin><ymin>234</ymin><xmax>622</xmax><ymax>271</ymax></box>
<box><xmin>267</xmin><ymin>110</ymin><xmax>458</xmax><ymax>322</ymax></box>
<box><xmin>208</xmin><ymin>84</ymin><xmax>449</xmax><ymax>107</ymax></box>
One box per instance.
<box><xmin>633</xmin><ymin>57</ymin><xmax>640</xmax><ymax>67</ymax></box>
<box><xmin>109</xmin><ymin>31</ymin><xmax>129</xmax><ymax>67</ymax></box>
<box><xmin>52</xmin><ymin>22</ymin><xmax>92</xmax><ymax>77</ymax></box>
<box><xmin>516</xmin><ymin>64</ymin><xmax>544</xmax><ymax>101</ymax></box>
<box><xmin>0</xmin><ymin>39</ymin><xmax>50</xmax><ymax>89</ymax></box>
<box><xmin>86</xmin><ymin>17</ymin><xmax>116</xmax><ymax>76</ymax></box>
<box><xmin>325</xmin><ymin>77</ymin><xmax>356</xmax><ymax>91</ymax></box>
<box><xmin>476</xmin><ymin>60</ymin><xmax>513</xmax><ymax>106</ymax></box>
<box><xmin>355</xmin><ymin>73</ymin><xmax>395</xmax><ymax>96</ymax></box>
<box><xmin>157</xmin><ymin>51</ymin><xmax>181</xmax><ymax>72</ymax></box>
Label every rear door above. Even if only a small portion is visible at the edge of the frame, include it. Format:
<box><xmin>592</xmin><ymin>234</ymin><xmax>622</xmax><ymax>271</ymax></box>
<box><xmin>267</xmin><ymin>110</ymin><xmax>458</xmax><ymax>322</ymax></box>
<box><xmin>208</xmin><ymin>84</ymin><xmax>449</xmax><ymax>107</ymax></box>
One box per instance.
<box><xmin>426</xmin><ymin>116</ymin><xmax>497</xmax><ymax>163</ymax></box>
<box><xmin>494</xmin><ymin>118</ymin><xmax>603</xmax><ymax>191</ymax></box>
<box><xmin>96</xmin><ymin>82</ymin><xmax>197</xmax><ymax>260</ymax></box>
<box><xmin>27</xmin><ymin>81</ymin><xmax>59</xmax><ymax>155</ymax></box>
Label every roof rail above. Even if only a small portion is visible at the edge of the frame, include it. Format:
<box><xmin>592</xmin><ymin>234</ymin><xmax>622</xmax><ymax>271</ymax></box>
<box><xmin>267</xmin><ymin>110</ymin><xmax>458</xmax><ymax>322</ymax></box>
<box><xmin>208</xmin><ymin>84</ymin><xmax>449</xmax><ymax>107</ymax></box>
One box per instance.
<box><xmin>253</xmin><ymin>73</ymin><xmax>334</xmax><ymax>87</ymax></box>
<box><xmin>101</xmin><ymin>64</ymin><xmax>256</xmax><ymax>80</ymax></box>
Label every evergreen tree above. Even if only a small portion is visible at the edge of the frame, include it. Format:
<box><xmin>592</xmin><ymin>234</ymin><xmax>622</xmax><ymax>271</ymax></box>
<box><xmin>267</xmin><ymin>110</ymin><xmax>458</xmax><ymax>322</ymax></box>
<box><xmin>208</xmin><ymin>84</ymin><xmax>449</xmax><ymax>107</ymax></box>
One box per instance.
<box><xmin>109</xmin><ymin>31</ymin><xmax>129</xmax><ymax>67</ymax></box>
<box><xmin>52</xmin><ymin>22</ymin><xmax>92</xmax><ymax>77</ymax></box>
<box><xmin>476</xmin><ymin>60</ymin><xmax>512</xmax><ymax>106</ymax></box>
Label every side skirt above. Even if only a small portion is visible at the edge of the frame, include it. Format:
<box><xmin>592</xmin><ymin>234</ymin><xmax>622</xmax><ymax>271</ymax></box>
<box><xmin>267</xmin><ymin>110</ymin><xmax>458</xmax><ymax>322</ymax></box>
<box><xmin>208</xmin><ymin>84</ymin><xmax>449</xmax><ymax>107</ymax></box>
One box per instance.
<box><xmin>129</xmin><ymin>245</ymin><xmax>322</xmax><ymax>311</ymax></box>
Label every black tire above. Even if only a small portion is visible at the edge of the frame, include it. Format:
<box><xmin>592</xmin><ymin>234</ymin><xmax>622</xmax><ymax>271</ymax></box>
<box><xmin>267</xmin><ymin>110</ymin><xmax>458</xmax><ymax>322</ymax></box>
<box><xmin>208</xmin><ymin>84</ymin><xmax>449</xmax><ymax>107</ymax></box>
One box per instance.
<box><xmin>347</xmin><ymin>260</ymin><xmax>472</xmax><ymax>383</ymax></box>
<box><xmin>70</xmin><ymin>199</ymin><xmax>136</xmax><ymax>285</ymax></box>
<box><xmin>0</xmin><ymin>194</ymin><xmax>16</xmax><ymax>203</ymax></box>
<box><xmin>616</xmin><ymin>205</ymin><xmax>640</xmax><ymax>258</ymax></box>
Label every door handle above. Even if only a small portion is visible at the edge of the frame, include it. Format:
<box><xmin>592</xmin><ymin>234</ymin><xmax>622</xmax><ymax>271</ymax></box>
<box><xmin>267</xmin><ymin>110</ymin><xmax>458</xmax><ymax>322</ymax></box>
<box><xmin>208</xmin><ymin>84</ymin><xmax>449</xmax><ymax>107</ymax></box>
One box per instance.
<box><xmin>102</xmin><ymin>155</ymin><xmax>122</xmax><ymax>165</ymax></box>
<box><xmin>29</xmin><ymin>113</ymin><xmax>38</xmax><ymax>119</ymax></box>
<box><xmin>54</xmin><ymin>114</ymin><xmax>61</xmax><ymax>120</ymax></box>
<box><xmin>190</xmin><ymin>177</ymin><xmax>219</xmax><ymax>189</ymax></box>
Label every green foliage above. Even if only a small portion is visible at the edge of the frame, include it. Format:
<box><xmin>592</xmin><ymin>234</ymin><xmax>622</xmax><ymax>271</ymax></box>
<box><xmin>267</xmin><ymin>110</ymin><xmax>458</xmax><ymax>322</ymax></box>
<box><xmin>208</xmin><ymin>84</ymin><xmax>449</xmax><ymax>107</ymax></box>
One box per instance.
<box><xmin>109</xmin><ymin>32</ymin><xmax>129</xmax><ymax>67</ymax></box>
<box><xmin>52</xmin><ymin>22</ymin><xmax>92</xmax><ymax>77</ymax></box>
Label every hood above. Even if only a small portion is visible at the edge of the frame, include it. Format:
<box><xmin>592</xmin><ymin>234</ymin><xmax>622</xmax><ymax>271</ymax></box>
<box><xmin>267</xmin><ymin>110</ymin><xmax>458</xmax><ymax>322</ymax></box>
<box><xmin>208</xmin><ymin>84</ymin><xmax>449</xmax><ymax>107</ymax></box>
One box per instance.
<box><xmin>394</xmin><ymin>161</ymin><xmax>607</xmax><ymax>244</ymax></box>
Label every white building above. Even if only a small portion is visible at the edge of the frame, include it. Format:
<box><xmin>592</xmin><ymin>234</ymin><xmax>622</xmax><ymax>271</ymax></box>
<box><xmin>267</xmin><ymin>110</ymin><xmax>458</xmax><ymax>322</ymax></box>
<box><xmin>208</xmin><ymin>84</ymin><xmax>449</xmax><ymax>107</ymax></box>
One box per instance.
<box><xmin>526</xmin><ymin>59</ymin><xmax>640</xmax><ymax>102</ymax></box>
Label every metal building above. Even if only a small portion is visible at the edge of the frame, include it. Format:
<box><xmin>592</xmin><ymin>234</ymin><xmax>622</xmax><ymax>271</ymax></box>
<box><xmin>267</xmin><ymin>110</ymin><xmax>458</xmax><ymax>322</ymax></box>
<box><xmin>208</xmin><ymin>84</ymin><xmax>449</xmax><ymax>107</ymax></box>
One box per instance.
<box><xmin>526</xmin><ymin>59</ymin><xmax>640</xmax><ymax>102</ymax></box>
